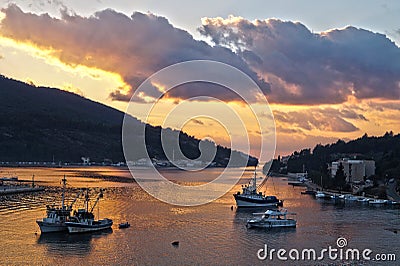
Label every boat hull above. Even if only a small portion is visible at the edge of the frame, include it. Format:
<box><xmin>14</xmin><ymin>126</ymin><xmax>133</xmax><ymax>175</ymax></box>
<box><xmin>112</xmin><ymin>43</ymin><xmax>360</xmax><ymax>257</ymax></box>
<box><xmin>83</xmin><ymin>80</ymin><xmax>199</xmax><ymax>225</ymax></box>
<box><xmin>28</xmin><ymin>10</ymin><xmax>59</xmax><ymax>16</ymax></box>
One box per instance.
<box><xmin>235</xmin><ymin>198</ymin><xmax>280</xmax><ymax>208</ymax></box>
<box><xmin>36</xmin><ymin>221</ymin><xmax>68</xmax><ymax>233</ymax></box>
<box><xmin>66</xmin><ymin>220</ymin><xmax>113</xmax><ymax>234</ymax></box>
<box><xmin>247</xmin><ymin>220</ymin><xmax>296</xmax><ymax>229</ymax></box>
<box><xmin>234</xmin><ymin>194</ymin><xmax>282</xmax><ymax>208</ymax></box>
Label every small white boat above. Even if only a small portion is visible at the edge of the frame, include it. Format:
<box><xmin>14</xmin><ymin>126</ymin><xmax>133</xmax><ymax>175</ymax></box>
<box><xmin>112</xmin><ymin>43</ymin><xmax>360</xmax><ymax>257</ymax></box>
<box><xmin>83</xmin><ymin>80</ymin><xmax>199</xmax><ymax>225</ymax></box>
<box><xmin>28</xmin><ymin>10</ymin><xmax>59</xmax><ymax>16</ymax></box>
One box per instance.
<box><xmin>369</xmin><ymin>199</ymin><xmax>387</xmax><ymax>205</ymax></box>
<box><xmin>356</xmin><ymin>197</ymin><xmax>369</xmax><ymax>203</ymax></box>
<box><xmin>330</xmin><ymin>194</ymin><xmax>342</xmax><ymax>200</ymax></box>
<box><xmin>315</xmin><ymin>192</ymin><xmax>332</xmax><ymax>199</ymax></box>
<box><xmin>344</xmin><ymin>195</ymin><xmax>358</xmax><ymax>201</ymax></box>
<box><xmin>246</xmin><ymin>209</ymin><xmax>296</xmax><ymax>229</ymax></box>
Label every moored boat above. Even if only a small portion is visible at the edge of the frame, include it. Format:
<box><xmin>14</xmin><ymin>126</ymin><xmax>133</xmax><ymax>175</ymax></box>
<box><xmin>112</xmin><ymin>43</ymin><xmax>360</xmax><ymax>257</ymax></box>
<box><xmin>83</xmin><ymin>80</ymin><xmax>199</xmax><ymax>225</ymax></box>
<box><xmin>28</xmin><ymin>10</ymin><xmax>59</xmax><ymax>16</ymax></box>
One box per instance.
<box><xmin>315</xmin><ymin>191</ymin><xmax>331</xmax><ymax>199</ymax></box>
<box><xmin>368</xmin><ymin>199</ymin><xmax>387</xmax><ymax>205</ymax></box>
<box><xmin>343</xmin><ymin>195</ymin><xmax>358</xmax><ymax>202</ymax></box>
<box><xmin>36</xmin><ymin>206</ymin><xmax>71</xmax><ymax>233</ymax></box>
<box><xmin>36</xmin><ymin>176</ymin><xmax>82</xmax><ymax>233</ymax></box>
<box><xmin>65</xmin><ymin>189</ymin><xmax>113</xmax><ymax>234</ymax></box>
<box><xmin>233</xmin><ymin>168</ymin><xmax>283</xmax><ymax>208</ymax></box>
<box><xmin>301</xmin><ymin>190</ymin><xmax>316</xmax><ymax>195</ymax></box>
<box><xmin>246</xmin><ymin>209</ymin><xmax>296</xmax><ymax>229</ymax></box>
<box><xmin>356</xmin><ymin>197</ymin><xmax>369</xmax><ymax>203</ymax></box>
<box><xmin>119</xmin><ymin>222</ymin><xmax>130</xmax><ymax>229</ymax></box>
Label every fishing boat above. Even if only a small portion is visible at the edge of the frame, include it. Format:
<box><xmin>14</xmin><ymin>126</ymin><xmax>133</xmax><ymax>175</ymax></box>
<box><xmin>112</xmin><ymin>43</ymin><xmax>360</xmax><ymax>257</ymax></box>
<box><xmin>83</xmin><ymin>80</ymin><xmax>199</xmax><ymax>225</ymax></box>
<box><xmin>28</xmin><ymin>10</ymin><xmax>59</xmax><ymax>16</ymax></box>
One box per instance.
<box><xmin>246</xmin><ymin>209</ymin><xmax>296</xmax><ymax>229</ymax></box>
<box><xmin>65</xmin><ymin>189</ymin><xmax>113</xmax><ymax>234</ymax></box>
<box><xmin>233</xmin><ymin>168</ymin><xmax>283</xmax><ymax>208</ymax></box>
<box><xmin>36</xmin><ymin>176</ymin><xmax>82</xmax><ymax>233</ymax></box>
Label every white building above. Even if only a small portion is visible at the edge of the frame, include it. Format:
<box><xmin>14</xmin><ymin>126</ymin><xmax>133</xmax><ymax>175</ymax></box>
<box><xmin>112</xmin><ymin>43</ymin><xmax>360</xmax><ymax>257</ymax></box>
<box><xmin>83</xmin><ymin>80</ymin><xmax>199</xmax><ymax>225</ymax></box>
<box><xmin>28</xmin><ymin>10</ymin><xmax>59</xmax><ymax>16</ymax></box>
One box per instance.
<box><xmin>331</xmin><ymin>158</ymin><xmax>375</xmax><ymax>183</ymax></box>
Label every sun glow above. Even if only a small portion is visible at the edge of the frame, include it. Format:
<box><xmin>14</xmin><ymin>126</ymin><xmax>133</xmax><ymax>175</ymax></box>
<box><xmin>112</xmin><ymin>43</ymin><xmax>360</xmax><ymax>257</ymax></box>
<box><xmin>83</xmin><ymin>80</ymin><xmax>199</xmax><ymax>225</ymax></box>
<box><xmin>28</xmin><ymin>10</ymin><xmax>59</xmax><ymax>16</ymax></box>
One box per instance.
<box><xmin>0</xmin><ymin>32</ymin><xmax>399</xmax><ymax>158</ymax></box>
<box><xmin>0</xmin><ymin>36</ymin><xmax>130</xmax><ymax>107</ymax></box>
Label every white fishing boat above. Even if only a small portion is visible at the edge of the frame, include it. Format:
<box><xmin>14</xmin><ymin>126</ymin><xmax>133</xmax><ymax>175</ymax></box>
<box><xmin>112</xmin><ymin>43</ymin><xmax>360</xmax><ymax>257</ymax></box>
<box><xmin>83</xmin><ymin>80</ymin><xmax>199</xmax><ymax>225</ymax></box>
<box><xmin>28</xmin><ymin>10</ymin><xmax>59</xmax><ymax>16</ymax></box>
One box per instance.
<box><xmin>36</xmin><ymin>176</ymin><xmax>82</xmax><ymax>233</ymax></box>
<box><xmin>65</xmin><ymin>189</ymin><xmax>113</xmax><ymax>234</ymax></box>
<box><xmin>233</xmin><ymin>168</ymin><xmax>283</xmax><ymax>208</ymax></box>
<box><xmin>246</xmin><ymin>209</ymin><xmax>296</xmax><ymax>229</ymax></box>
<box><xmin>36</xmin><ymin>206</ymin><xmax>71</xmax><ymax>233</ymax></box>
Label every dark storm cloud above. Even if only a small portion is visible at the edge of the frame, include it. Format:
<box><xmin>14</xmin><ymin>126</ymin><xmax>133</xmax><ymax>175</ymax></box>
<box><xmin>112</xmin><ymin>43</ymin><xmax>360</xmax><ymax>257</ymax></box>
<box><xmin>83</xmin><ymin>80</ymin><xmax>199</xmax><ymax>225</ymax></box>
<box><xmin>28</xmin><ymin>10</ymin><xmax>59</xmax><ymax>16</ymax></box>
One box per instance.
<box><xmin>200</xmin><ymin>16</ymin><xmax>400</xmax><ymax>104</ymax></box>
<box><xmin>0</xmin><ymin>4</ymin><xmax>270</xmax><ymax>102</ymax></box>
<box><xmin>273</xmin><ymin>107</ymin><xmax>366</xmax><ymax>132</ymax></box>
<box><xmin>2</xmin><ymin>5</ymin><xmax>399</xmax><ymax>105</ymax></box>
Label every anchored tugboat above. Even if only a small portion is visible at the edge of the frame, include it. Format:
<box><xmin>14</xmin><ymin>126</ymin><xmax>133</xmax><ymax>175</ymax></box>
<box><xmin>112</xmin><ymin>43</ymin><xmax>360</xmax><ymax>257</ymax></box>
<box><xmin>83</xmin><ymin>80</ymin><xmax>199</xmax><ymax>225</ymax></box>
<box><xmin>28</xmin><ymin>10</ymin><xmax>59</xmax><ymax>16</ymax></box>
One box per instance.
<box><xmin>65</xmin><ymin>188</ymin><xmax>113</xmax><ymax>234</ymax></box>
<box><xmin>233</xmin><ymin>168</ymin><xmax>283</xmax><ymax>208</ymax></box>
<box><xmin>36</xmin><ymin>176</ymin><xmax>82</xmax><ymax>233</ymax></box>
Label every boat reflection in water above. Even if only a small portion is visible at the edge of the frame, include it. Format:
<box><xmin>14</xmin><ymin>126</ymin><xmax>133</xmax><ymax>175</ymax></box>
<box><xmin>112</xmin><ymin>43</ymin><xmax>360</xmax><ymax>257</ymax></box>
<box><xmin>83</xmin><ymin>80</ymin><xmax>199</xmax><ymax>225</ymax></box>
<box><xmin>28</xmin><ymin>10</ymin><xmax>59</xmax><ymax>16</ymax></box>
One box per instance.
<box><xmin>37</xmin><ymin>229</ymin><xmax>113</xmax><ymax>256</ymax></box>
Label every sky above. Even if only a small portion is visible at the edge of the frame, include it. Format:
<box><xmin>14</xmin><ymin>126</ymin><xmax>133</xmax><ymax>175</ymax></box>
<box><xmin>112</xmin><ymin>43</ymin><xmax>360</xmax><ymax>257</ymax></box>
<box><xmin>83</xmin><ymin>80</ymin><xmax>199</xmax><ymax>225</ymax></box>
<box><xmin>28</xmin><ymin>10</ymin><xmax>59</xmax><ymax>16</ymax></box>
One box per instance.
<box><xmin>0</xmin><ymin>0</ymin><xmax>399</xmax><ymax>159</ymax></box>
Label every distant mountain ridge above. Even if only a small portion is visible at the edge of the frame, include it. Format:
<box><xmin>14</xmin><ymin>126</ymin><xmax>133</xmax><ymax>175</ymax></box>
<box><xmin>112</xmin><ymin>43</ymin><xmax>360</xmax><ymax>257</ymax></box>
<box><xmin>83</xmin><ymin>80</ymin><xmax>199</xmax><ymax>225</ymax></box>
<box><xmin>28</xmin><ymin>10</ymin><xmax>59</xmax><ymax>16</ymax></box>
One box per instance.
<box><xmin>0</xmin><ymin>74</ymin><xmax>257</xmax><ymax>166</ymax></box>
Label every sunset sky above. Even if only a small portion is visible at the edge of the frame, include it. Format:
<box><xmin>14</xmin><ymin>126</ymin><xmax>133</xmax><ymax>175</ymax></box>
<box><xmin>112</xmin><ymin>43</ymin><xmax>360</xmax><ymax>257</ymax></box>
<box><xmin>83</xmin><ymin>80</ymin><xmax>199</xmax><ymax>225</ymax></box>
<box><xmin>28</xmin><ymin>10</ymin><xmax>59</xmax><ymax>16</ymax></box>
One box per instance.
<box><xmin>0</xmin><ymin>0</ymin><xmax>399</xmax><ymax>159</ymax></box>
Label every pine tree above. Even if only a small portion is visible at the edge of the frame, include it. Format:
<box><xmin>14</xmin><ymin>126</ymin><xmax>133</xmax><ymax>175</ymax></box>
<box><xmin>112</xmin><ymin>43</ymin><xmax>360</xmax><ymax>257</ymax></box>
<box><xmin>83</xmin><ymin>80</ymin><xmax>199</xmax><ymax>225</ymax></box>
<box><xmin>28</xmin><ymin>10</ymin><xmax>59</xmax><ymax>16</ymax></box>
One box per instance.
<box><xmin>334</xmin><ymin>162</ymin><xmax>347</xmax><ymax>190</ymax></box>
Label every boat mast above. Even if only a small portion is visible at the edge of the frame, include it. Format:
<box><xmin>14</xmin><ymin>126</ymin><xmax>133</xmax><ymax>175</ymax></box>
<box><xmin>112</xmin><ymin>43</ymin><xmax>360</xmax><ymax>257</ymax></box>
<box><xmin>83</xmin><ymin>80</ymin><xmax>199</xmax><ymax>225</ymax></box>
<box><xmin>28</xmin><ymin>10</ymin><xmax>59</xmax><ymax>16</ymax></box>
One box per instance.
<box><xmin>85</xmin><ymin>188</ymin><xmax>90</xmax><ymax>212</ymax></box>
<box><xmin>253</xmin><ymin>166</ymin><xmax>257</xmax><ymax>192</ymax></box>
<box><xmin>61</xmin><ymin>175</ymin><xmax>67</xmax><ymax>210</ymax></box>
<box><xmin>69</xmin><ymin>189</ymin><xmax>83</xmax><ymax>210</ymax></box>
<box><xmin>90</xmin><ymin>189</ymin><xmax>104</xmax><ymax>213</ymax></box>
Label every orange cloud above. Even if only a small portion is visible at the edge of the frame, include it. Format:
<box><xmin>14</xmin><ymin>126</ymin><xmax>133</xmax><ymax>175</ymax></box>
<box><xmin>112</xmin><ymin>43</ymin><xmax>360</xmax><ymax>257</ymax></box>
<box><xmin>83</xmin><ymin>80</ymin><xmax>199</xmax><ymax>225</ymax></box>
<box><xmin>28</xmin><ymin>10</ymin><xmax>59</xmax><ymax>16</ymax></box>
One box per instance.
<box><xmin>0</xmin><ymin>5</ymin><xmax>268</xmax><ymax>103</ymax></box>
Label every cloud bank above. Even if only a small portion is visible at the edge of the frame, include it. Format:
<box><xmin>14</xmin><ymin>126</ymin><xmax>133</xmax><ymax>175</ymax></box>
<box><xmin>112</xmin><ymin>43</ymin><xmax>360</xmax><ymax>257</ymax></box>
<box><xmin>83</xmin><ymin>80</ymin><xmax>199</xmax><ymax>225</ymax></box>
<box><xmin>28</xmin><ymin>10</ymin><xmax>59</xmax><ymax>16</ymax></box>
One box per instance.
<box><xmin>200</xmin><ymin>16</ymin><xmax>400</xmax><ymax>104</ymax></box>
<box><xmin>273</xmin><ymin>107</ymin><xmax>369</xmax><ymax>133</ymax></box>
<box><xmin>1</xmin><ymin>6</ymin><xmax>399</xmax><ymax>105</ymax></box>
<box><xmin>0</xmin><ymin>4</ymin><xmax>269</xmax><ymax>102</ymax></box>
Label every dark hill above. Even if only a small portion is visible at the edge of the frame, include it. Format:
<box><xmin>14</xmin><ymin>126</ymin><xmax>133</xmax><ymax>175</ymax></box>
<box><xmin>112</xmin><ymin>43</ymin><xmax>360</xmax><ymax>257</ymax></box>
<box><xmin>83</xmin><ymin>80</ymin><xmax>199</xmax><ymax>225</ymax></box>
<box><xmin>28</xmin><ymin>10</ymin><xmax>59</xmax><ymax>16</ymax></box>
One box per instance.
<box><xmin>0</xmin><ymin>74</ymin><xmax>257</xmax><ymax>166</ymax></box>
<box><xmin>268</xmin><ymin>132</ymin><xmax>400</xmax><ymax>184</ymax></box>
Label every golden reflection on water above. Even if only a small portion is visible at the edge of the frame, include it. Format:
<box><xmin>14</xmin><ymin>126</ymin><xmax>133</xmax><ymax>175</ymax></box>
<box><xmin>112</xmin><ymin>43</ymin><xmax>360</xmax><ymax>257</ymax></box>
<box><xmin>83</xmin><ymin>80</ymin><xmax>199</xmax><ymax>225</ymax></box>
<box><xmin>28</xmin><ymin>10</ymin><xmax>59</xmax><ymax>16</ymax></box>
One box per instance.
<box><xmin>0</xmin><ymin>167</ymin><xmax>399</xmax><ymax>265</ymax></box>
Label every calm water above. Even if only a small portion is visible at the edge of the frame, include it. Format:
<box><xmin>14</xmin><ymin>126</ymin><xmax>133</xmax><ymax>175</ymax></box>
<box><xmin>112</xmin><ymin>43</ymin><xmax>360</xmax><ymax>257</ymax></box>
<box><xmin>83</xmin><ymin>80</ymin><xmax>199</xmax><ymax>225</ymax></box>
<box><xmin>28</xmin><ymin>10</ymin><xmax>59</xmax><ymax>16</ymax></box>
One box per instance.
<box><xmin>0</xmin><ymin>167</ymin><xmax>399</xmax><ymax>265</ymax></box>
